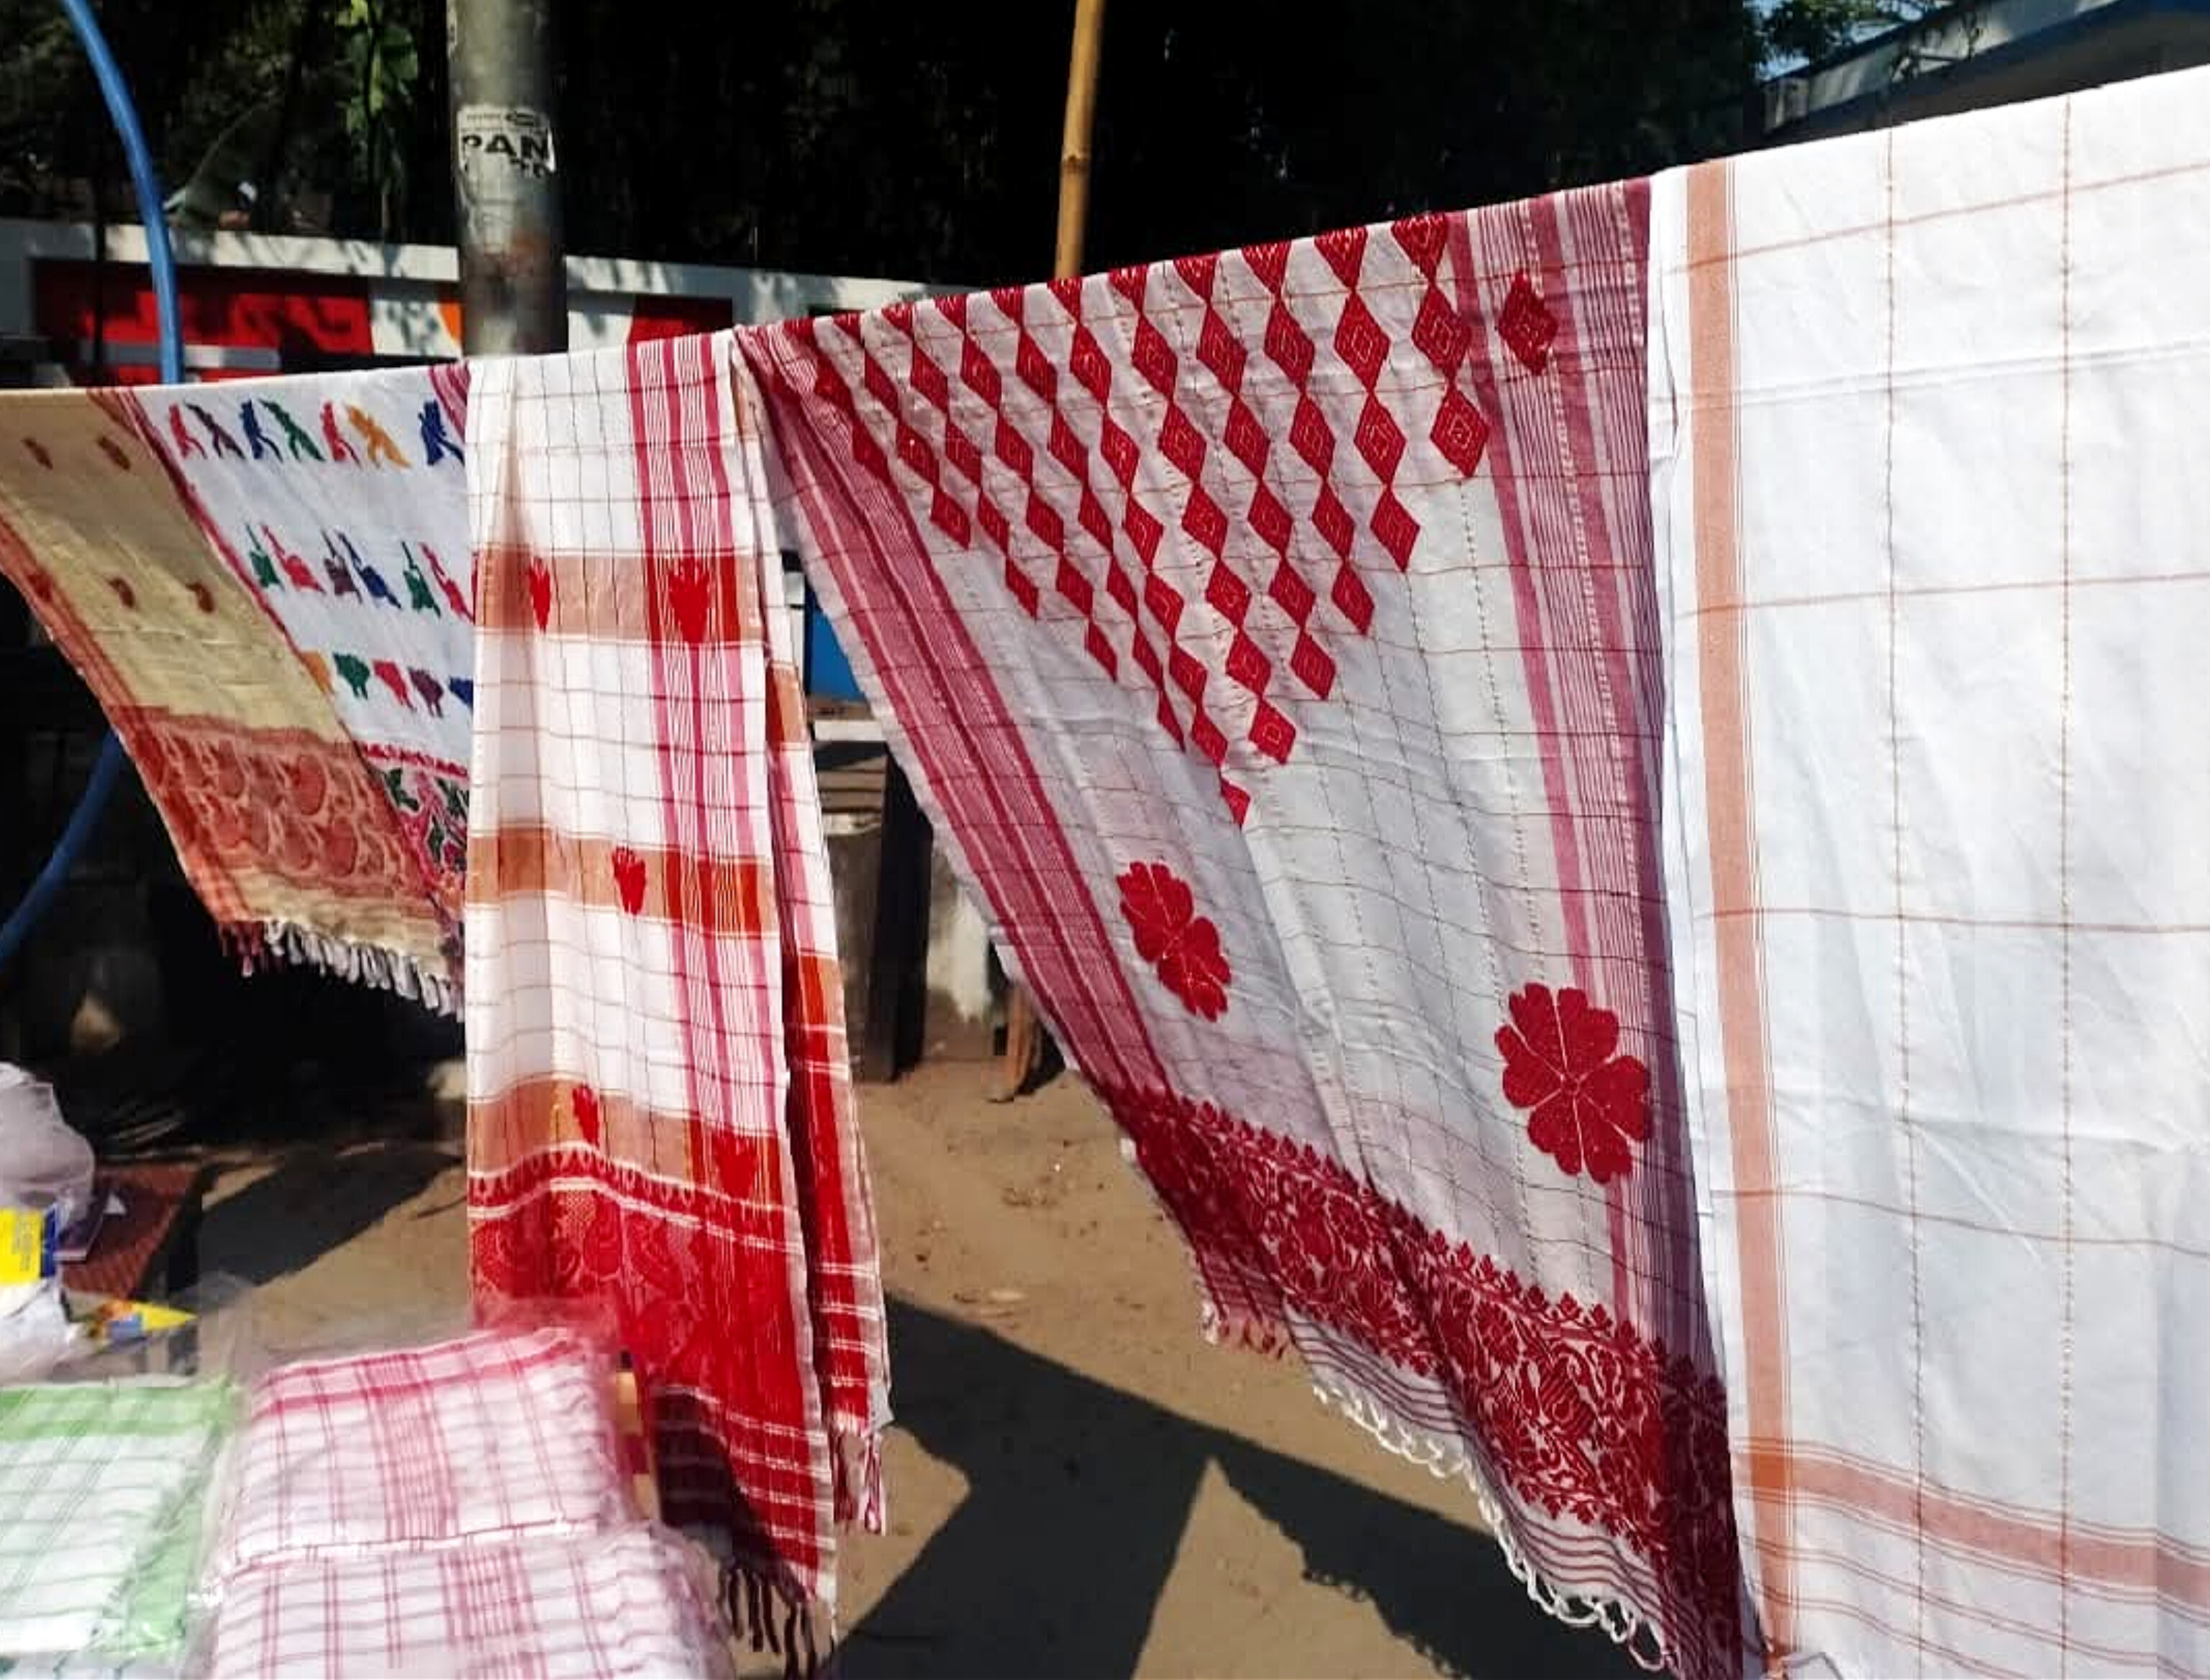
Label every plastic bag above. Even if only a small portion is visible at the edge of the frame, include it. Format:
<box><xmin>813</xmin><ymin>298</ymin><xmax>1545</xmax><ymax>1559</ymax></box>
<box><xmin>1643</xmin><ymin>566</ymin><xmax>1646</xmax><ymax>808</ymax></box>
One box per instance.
<box><xmin>0</xmin><ymin>1279</ymin><xmax>75</xmax><ymax>1383</ymax></box>
<box><xmin>0</xmin><ymin>1062</ymin><xmax>95</xmax><ymax>1230</ymax></box>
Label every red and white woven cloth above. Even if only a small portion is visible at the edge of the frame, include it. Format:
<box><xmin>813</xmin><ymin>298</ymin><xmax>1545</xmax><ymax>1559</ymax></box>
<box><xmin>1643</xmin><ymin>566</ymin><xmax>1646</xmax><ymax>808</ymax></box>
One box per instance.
<box><xmin>194</xmin><ymin>1525</ymin><xmax>735</xmax><ymax>1679</ymax></box>
<box><xmin>1652</xmin><ymin>67</ymin><xmax>2210</xmax><ymax>1676</ymax></box>
<box><xmin>462</xmin><ymin>334</ymin><xmax>888</xmax><ymax>1625</ymax></box>
<box><xmin>205</xmin><ymin>1327</ymin><xmax>635</xmax><ymax>1584</ymax></box>
<box><xmin>742</xmin><ymin>183</ymin><xmax>1745</xmax><ymax>1674</ymax></box>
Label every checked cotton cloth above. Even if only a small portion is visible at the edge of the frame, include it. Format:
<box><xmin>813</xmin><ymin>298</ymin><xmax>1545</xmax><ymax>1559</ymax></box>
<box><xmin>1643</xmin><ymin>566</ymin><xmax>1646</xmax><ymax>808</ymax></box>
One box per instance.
<box><xmin>138</xmin><ymin>366</ymin><xmax>475</xmax><ymax>1007</ymax></box>
<box><xmin>1651</xmin><ymin>67</ymin><xmax>2210</xmax><ymax>1676</ymax></box>
<box><xmin>193</xmin><ymin>1525</ymin><xmax>735</xmax><ymax>1680</ymax></box>
<box><xmin>0</xmin><ymin>389</ymin><xmax>444</xmax><ymax>991</ymax></box>
<box><xmin>11</xmin><ymin>1658</ymin><xmax>178</xmax><ymax>1678</ymax></box>
<box><xmin>462</xmin><ymin>333</ymin><xmax>888</xmax><ymax>1622</ymax></box>
<box><xmin>742</xmin><ymin>184</ymin><xmax>1744</xmax><ymax>1674</ymax></box>
<box><xmin>0</xmin><ymin>1378</ymin><xmax>238</xmax><ymax>1658</ymax></box>
<box><xmin>203</xmin><ymin>1326</ymin><xmax>633</xmax><ymax>1584</ymax></box>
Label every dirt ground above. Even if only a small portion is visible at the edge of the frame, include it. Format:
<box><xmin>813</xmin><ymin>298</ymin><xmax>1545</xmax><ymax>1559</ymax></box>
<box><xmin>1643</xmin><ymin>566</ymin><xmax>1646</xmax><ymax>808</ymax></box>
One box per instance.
<box><xmin>195</xmin><ymin>1061</ymin><xmax>1643</xmax><ymax>1680</ymax></box>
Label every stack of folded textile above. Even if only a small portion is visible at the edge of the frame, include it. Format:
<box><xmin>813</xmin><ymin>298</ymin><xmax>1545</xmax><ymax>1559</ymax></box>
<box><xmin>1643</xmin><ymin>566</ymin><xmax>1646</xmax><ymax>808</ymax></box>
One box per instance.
<box><xmin>0</xmin><ymin>1377</ymin><xmax>240</xmax><ymax>1674</ymax></box>
<box><xmin>192</xmin><ymin>1325</ymin><xmax>734</xmax><ymax>1680</ymax></box>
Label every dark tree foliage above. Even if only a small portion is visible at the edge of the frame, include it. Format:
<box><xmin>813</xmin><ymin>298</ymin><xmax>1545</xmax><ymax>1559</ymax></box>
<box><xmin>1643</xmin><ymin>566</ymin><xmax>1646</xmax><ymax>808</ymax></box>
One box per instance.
<box><xmin>1763</xmin><ymin>0</ymin><xmax>1953</xmax><ymax>69</ymax></box>
<box><xmin>1</xmin><ymin>0</ymin><xmax>1764</xmax><ymax>289</ymax></box>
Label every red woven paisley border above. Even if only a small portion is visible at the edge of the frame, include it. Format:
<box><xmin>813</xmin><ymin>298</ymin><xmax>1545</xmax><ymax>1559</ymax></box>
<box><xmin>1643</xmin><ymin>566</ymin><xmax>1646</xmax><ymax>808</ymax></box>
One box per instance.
<box><xmin>1101</xmin><ymin>1082</ymin><xmax>1742</xmax><ymax>1676</ymax></box>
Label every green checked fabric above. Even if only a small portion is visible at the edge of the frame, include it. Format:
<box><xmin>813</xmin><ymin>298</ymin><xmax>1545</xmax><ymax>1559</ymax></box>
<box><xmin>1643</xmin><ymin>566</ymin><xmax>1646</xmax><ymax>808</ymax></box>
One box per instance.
<box><xmin>0</xmin><ymin>1379</ymin><xmax>238</xmax><ymax>1660</ymax></box>
<box><xmin>0</xmin><ymin>1656</ymin><xmax>181</xmax><ymax>1677</ymax></box>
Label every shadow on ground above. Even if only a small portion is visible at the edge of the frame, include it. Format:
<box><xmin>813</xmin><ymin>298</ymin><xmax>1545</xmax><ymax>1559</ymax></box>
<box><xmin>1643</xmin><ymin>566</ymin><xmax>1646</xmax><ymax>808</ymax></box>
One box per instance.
<box><xmin>853</xmin><ymin>1297</ymin><xmax>1650</xmax><ymax>1680</ymax></box>
<box><xmin>37</xmin><ymin>949</ymin><xmax>460</xmax><ymax>1161</ymax></box>
<box><xmin>198</xmin><ymin>1142</ymin><xmax>458</xmax><ymax>1286</ymax></box>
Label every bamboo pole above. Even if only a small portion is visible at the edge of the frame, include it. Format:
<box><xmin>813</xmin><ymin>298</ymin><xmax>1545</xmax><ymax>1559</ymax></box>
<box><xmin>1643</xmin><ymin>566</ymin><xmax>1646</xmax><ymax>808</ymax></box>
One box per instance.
<box><xmin>1002</xmin><ymin>0</ymin><xmax>1107</xmax><ymax>1102</ymax></box>
<box><xmin>1053</xmin><ymin>0</ymin><xmax>1109</xmax><ymax>279</ymax></box>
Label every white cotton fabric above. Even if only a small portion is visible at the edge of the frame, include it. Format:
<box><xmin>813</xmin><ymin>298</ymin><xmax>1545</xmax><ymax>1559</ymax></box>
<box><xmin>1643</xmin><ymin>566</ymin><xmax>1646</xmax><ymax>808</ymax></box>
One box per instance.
<box><xmin>1652</xmin><ymin>63</ymin><xmax>2210</xmax><ymax>1679</ymax></box>
<box><xmin>193</xmin><ymin>1525</ymin><xmax>735</xmax><ymax>1680</ymax></box>
<box><xmin>204</xmin><ymin>1327</ymin><xmax>632</xmax><ymax>1586</ymax></box>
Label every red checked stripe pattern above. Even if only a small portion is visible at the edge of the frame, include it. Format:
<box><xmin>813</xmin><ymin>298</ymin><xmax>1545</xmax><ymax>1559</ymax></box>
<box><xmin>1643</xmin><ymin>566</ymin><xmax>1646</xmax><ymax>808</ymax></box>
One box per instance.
<box><xmin>462</xmin><ymin>333</ymin><xmax>888</xmax><ymax>1622</ymax></box>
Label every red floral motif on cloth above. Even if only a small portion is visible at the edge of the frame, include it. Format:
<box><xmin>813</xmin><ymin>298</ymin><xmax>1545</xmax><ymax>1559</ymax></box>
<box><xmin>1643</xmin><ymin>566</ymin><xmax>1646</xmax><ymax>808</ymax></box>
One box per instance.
<box><xmin>1108</xmin><ymin>1083</ymin><xmax>1742</xmax><ymax>1669</ymax></box>
<box><xmin>744</xmin><ymin>176</ymin><xmax>1746</xmax><ymax>1676</ymax></box>
<box><xmin>1497</xmin><ymin>984</ymin><xmax>1652</xmax><ymax>1186</ymax></box>
<box><xmin>1117</xmin><ymin>862</ymin><xmax>1232</xmax><ymax>1020</ymax></box>
<box><xmin>133</xmin><ymin>714</ymin><xmax>422</xmax><ymax>904</ymax></box>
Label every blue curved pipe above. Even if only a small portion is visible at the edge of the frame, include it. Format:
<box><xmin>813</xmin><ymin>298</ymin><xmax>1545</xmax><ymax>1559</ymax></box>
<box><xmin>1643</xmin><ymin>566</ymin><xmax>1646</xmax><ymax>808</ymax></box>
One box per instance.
<box><xmin>0</xmin><ymin>0</ymin><xmax>183</xmax><ymax>977</ymax></box>
<box><xmin>64</xmin><ymin>0</ymin><xmax>183</xmax><ymax>386</ymax></box>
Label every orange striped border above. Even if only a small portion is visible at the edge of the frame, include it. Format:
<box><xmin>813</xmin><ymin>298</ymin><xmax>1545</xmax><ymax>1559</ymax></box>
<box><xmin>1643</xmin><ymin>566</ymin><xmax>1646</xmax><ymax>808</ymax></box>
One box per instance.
<box><xmin>1785</xmin><ymin>1448</ymin><xmax>2210</xmax><ymax>1605</ymax></box>
<box><xmin>472</xmin><ymin>823</ymin><xmax>772</xmax><ymax>935</ymax></box>
<box><xmin>1686</xmin><ymin>156</ymin><xmax>1796</xmax><ymax>1665</ymax></box>
<box><xmin>467</xmin><ymin>1076</ymin><xmax>797</xmax><ymax>1198</ymax></box>
<box><xmin>478</xmin><ymin>540</ymin><xmax>765</xmax><ymax>645</ymax></box>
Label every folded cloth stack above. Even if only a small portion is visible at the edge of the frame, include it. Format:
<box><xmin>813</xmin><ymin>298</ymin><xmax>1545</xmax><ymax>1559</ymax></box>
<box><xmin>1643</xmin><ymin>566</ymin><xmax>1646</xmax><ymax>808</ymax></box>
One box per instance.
<box><xmin>194</xmin><ymin>1526</ymin><xmax>729</xmax><ymax>1680</ymax></box>
<box><xmin>194</xmin><ymin>1325</ymin><xmax>734</xmax><ymax>1680</ymax></box>
<box><xmin>9</xmin><ymin>1657</ymin><xmax>186</xmax><ymax>1679</ymax></box>
<box><xmin>203</xmin><ymin>1324</ymin><xmax>634</xmax><ymax>1579</ymax></box>
<box><xmin>0</xmin><ymin>1378</ymin><xmax>240</xmax><ymax>1661</ymax></box>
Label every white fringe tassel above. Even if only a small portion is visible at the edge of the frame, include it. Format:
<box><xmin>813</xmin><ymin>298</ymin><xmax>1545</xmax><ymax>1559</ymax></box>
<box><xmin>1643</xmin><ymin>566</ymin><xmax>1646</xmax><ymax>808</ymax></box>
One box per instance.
<box><xmin>1305</xmin><ymin>1371</ymin><xmax>1673</xmax><ymax>1672</ymax></box>
<box><xmin>232</xmin><ymin>922</ymin><xmax>459</xmax><ymax>1017</ymax></box>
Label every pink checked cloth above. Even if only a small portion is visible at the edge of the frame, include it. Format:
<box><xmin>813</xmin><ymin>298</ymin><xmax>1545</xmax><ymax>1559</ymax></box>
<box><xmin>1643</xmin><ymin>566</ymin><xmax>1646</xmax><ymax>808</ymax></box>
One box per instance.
<box><xmin>194</xmin><ymin>1525</ymin><xmax>735</xmax><ymax>1679</ymax></box>
<box><xmin>461</xmin><ymin>334</ymin><xmax>889</xmax><ymax>1625</ymax></box>
<box><xmin>741</xmin><ymin>187</ymin><xmax>1745</xmax><ymax>1674</ymax></box>
<box><xmin>205</xmin><ymin>1327</ymin><xmax>633</xmax><ymax>1584</ymax></box>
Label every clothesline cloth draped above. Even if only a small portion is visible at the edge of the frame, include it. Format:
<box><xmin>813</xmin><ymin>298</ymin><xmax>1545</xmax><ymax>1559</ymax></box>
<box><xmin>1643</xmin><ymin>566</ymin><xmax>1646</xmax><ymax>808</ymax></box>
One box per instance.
<box><xmin>1652</xmin><ymin>65</ymin><xmax>2210</xmax><ymax>1678</ymax></box>
<box><xmin>462</xmin><ymin>332</ymin><xmax>888</xmax><ymax>1633</ymax></box>
<box><xmin>14</xmin><ymin>60</ymin><xmax>2210</xmax><ymax>1675</ymax></box>
<box><xmin>0</xmin><ymin>387</ymin><xmax>445</xmax><ymax>989</ymax></box>
<box><xmin>740</xmin><ymin>183</ymin><xmax>1746</xmax><ymax>1675</ymax></box>
<box><xmin>137</xmin><ymin>366</ymin><xmax>477</xmax><ymax>1005</ymax></box>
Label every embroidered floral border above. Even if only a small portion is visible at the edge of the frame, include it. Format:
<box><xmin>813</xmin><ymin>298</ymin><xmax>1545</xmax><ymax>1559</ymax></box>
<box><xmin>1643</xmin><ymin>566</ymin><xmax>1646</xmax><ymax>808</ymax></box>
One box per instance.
<box><xmin>1101</xmin><ymin>1082</ymin><xmax>1742</xmax><ymax>1676</ymax></box>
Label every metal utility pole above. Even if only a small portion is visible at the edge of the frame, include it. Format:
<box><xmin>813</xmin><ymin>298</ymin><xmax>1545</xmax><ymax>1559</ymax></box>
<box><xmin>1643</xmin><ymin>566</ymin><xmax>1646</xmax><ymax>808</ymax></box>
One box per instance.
<box><xmin>445</xmin><ymin>0</ymin><xmax>565</xmax><ymax>355</ymax></box>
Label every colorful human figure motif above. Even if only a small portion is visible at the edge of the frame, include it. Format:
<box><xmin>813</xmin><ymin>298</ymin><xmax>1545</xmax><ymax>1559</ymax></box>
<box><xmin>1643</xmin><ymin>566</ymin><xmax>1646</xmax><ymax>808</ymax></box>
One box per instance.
<box><xmin>340</xmin><ymin>532</ymin><xmax>400</xmax><ymax>608</ymax></box>
<box><xmin>347</xmin><ymin>404</ymin><xmax>409</xmax><ymax>468</ymax></box>
<box><xmin>418</xmin><ymin>399</ymin><xmax>463</xmax><ymax>466</ymax></box>
<box><xmin>334</xmin><ymin>653</ymin><xmax>373</xmax><ymax>699</ymax></box>
<box><xmin>188</xmin><ymin>403</ymin><xmax>243</xmax><ymax>458</ymax></box>
<box><xmin>240</xmin><ymin>403</ymin><xmax>278</xmax><ymax>462</ymax></box>
<box><xmin>321</xmin><ymin>534</ymin><xmax>361</xmax><ymax>599</ymax></box>
<box><xmin>409</xmin><ymin>669</ymin><xmax>446</xmax><ymax>715</ymax></box>
<box><xmin>423</xmin><ymin>544</ymin><xmax>473</xmax><ymax>621</ymax></box>
<box><xmin>265</xmin><ymin>526</ymin><xmax>320</xmax><ymax>593</ymax></box>
<box><xmin>244</xmin><ymin>528</ymin><xmax>281</xmax><ymax>591</ymax></box>
<box><xmin>370</xmin><ymin>659</ymin><xmax>414</xmax><ymax>709</ymax></box>
<box><xmin>263</xmin><ymin>401</ymin><xmax>322</xmax><ymax>463</ymax></box>
<box><xmin>166</xmin><ymin>407</ymin><xmax>204</xmax><ymax>459</ymax></box>
<box><xmin>319</xmin><ymin>401</ymin><xmax>361</xmax><ymax>465</ymax></box>
<box><xmin>399</xmin><ymin>545</ymin><xmax>440</xmax><ymax>615</ymax></box>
